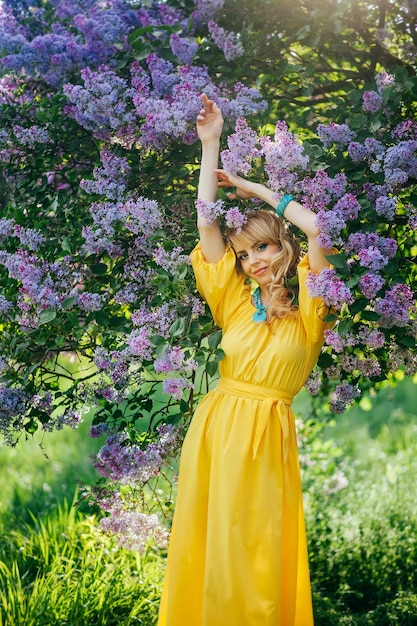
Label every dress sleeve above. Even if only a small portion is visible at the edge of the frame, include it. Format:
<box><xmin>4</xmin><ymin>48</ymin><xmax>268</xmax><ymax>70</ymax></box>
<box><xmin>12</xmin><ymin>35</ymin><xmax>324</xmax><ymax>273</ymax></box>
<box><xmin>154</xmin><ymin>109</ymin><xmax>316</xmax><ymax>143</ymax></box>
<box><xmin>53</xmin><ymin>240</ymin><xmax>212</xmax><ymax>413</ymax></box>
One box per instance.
<box><xmin>297</xmin><ymin>254</ymin><xmax>334</xmax><ymax>345</ymax></box>
<box><xmin>190</xmin><ymin>242</ymin><xmax>248</xmax><ymax>329</ymax></box>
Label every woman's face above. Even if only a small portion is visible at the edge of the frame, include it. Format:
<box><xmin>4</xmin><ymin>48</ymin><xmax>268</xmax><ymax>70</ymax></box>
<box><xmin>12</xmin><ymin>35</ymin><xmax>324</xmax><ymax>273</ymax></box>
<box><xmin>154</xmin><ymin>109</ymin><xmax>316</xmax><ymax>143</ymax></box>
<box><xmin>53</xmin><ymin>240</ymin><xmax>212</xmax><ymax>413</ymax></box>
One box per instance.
<box><xmin>234</xmin><ymin>238</ymin><xmax>281</xmax><ymax>288</ymax></box>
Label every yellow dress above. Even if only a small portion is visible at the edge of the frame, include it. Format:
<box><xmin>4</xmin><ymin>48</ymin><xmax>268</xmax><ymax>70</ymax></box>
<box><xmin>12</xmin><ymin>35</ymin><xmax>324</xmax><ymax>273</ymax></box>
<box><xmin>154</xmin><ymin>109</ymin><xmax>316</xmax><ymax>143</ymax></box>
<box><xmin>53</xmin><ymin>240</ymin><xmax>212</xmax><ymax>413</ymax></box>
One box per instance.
<box><xmin>157</xmin><ymin>243</ymin><xmax>330</xmax><ymax>626</ymax></box>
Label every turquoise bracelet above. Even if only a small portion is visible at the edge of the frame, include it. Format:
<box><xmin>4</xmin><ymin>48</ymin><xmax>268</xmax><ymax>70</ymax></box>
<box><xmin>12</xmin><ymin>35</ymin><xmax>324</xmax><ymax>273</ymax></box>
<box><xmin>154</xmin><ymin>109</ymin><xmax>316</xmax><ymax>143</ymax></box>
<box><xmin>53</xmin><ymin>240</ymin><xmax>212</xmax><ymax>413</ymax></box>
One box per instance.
<box><xmin>276</xmin><ymin>194</ymin><xmax>294</xmax><ymax>218</ymax></box>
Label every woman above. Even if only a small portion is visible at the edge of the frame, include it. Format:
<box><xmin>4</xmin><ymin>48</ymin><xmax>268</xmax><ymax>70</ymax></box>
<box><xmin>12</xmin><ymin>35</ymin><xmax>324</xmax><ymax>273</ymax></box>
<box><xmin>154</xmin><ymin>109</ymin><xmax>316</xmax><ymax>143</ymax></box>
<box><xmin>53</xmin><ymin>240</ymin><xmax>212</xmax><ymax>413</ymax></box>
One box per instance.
<box><xmin>157</xmin><ymin>95</ymin><xmax>333</xmax><ymax>626</ymax></box>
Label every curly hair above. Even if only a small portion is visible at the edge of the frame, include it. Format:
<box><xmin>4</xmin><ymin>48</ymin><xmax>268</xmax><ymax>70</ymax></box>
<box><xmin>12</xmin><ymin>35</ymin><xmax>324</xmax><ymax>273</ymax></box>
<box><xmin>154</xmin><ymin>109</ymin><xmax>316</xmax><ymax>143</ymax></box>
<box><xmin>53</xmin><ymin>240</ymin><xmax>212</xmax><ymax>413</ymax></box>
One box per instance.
<box><xmin>226</xmin><ymin>210</ymin><xmax>301</xmax><ymax>321</ymax></box>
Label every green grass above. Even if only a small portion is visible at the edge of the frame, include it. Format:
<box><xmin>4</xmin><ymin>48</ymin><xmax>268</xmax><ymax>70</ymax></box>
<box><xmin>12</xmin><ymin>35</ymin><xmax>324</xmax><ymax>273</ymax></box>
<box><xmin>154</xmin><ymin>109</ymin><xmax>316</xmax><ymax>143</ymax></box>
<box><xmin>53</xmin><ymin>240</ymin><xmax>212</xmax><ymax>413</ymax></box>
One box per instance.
<box><xmin>0</xmin><ymin>376</ymin><xmax>416</xmax><ymax>625</ymax></box>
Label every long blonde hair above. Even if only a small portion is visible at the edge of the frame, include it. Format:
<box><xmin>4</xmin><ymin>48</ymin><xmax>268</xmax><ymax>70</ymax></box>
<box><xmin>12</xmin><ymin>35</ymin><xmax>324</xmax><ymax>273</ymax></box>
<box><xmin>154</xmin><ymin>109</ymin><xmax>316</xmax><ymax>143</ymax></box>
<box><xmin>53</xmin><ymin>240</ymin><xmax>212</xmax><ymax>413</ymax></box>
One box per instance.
<box><xmin>226</xmin><ymin>210</ymin><xmax>301</xmax><ymax>321</ymax></box>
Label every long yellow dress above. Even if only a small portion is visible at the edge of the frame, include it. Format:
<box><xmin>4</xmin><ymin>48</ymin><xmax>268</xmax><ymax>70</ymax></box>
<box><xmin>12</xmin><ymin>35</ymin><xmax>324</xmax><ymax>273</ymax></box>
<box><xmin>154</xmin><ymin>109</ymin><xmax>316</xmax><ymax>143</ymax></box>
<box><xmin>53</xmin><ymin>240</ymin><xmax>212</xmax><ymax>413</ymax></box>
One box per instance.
<box><xmin>157</xmin><ymin>243</ymin><xmax>330</xmax><ymax>626</ymax></box>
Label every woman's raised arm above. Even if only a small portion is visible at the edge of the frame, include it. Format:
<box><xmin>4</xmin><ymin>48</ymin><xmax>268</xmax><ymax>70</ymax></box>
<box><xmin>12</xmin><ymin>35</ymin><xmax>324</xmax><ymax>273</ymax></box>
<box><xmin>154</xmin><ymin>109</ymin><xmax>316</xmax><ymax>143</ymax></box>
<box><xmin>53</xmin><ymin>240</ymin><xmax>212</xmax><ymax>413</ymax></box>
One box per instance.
<box><xmin>196</xmin><ymin>95</ymin><xmax>226</xmax><ymax>263</ymax></box>
<box><xmin>217</xmin><ymin>170</ymin><xmax>333</xmax><ymax>273</ymax></box>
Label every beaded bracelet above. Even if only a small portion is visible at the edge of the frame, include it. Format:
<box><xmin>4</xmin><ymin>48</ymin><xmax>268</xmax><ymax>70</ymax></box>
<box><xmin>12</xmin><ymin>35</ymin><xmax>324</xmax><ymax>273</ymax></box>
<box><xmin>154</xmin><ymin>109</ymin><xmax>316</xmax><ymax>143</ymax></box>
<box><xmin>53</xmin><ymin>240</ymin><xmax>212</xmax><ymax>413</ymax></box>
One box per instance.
<box><xmin>275</xmin><ymin>194</ymin><xmax>294</xmax><ymax>218</ymax></box>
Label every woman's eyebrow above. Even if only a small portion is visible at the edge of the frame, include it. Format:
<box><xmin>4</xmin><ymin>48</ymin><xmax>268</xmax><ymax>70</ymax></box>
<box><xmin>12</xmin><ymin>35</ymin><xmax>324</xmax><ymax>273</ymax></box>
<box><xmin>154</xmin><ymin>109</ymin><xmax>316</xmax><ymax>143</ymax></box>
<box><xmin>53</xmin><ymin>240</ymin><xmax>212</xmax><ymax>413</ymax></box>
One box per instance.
<box><xmin>236</xmin><ymin>241</ymin><xmax>261</xmax><ymax>255</ymax></box>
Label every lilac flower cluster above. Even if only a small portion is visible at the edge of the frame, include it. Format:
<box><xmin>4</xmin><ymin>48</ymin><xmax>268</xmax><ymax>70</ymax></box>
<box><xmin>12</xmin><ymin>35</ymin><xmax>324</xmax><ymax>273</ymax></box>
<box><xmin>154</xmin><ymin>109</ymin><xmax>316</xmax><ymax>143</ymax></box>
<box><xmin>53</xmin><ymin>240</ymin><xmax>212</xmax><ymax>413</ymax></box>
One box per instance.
<box><xmin>260</xmin><ymin>121</ymin><xmax>309</xmax><ymax>193</ymax></box>
<box><xmin>316</xmin><ymin>123</ymin><xmax>356</xmax><ymax>150</ymax></box>
<box><xmin>297</xmin><ymin>171</ymin><xmax>347</xmax><ymax>212</ymax></box>
<box><xmin>80</xmin><ymin>150</ymin><xmax>130</xmax><ymax>200</ymax></box>
<box><xmin>221</xmin><ymin>117</ymin><xmax>261</xmax><ymax>175</ymax></box>
<box><xmin>153</xmin><ymin>245</ymin><xmax>190</xmax><ymax>275</ymax></box>
<box><xmin>375</xmin><ymin>283</ymin><xmax>415</xmax><ymax>327</ymax></box>
<box><xmin>13</xmin><ymin>125</ymin><xmax>51</xmax><ymax>146</ymax></box>
<box><xmin>154</xmin><ymin>346</ymin><xmax>197</xmax><ymax>375</ymax></box>
<box><xmin>64</xmin><ymin>67</ymin><xmax>136</xmax><ymax>140</ymax></box>
<box><xmin>132</xmin><ymin>59</ymin><xmax>266</xmax><ymax>150</ymax></box>
<box><xmin>100</xmin><ymin>508</ymin><xmax>169</xmax><ymax>552</ymax></box>
<box><xmin>1</xmin><ymin>0</ymin><xmax>142</xmax><ymax>86</ymax></box>
<box><xmin>195</xmin><ymin>198</ymin><xmax>248</xmax><ymax>232</ymax></box>
<box><xmin>170</xmin><ymin>33</ymin><xmax>198</xmax><ymax>65</ymax></box>
<box><xmin>306</xmin><ymin>267</ymin><xmax>355</xmax><ymax>309</ymax></box>
<box><xmin>208</xmin><ymin>21</ymin><xmax>244</xmax><ymax>62</ymax></box>
<box><xmin>329</xmin><ymin>383</ymin><xmax>361</xmax><ymax>414</ymax></box>
<box><xmin>192</xmin><ymin>0</ymin><xmax>225</xmax><ymax>23</ymax></box>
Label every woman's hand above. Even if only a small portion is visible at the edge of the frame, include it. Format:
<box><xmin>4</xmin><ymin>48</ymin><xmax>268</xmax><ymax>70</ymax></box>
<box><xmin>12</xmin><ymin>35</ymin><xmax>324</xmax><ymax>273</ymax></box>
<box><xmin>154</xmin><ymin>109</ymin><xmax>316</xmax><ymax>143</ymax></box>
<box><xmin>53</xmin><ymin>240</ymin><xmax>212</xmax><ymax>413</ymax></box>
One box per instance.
<box><xmin>216</xmin><ymin>169</ymin><xmax>258</xmax><ymax>200</ymax></box>
<box><xmin>196</xmin><ymin>94</ymin><xmax>224</xmax><ymax>144</ymax></box>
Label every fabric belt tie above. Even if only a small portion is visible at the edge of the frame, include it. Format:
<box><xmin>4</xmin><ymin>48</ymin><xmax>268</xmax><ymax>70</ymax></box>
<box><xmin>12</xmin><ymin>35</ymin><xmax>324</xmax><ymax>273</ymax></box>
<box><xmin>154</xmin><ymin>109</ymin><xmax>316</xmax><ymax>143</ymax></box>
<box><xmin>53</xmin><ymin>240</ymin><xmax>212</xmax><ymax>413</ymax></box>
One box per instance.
<box><xmin>216</xmin><ymin>377</ymin><xmax>293</xmax><ymax>462</ymax></box>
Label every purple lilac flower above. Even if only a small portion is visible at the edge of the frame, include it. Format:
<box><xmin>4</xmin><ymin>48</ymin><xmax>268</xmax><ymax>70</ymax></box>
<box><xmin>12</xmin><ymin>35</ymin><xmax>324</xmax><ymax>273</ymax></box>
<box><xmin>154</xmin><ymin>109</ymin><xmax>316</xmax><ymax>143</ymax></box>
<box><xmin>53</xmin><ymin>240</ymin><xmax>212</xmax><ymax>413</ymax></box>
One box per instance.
<box><xmin>364</xmin><ymin>137</ymin><xmax>386</xmax><ymax>158</ymax></box>
<box><xmin>162</xmin><ymin>377</ymin><xmax>192</xmax><ymax>400</ymax></box>
<box><xmin>384</xmin><ymin>140</ymin><xmax>417</xmax><ymax>185</ymax></box>
<box><xmin>315</xmin><ymin>210</ymin><xmax>345</xmax><ymax>247</ymax></box>
<box><xmin>119</xmin><ymin>198</ymin><xmax>162</xmax><ymax>237</ymax></box>
<box><xmin>220</xmin><ymin>117</ymin><xmax>260</xmax><ymax>175</ymax></box>
<box><xmin>192</xmin><ymin>0</ymin><xmax>225</xmax><ymax>23</ymax></box>
<box><xmin>13</xmin><ymin>124</ymin><xmax>50</xmax><ymax>145</ymax></box>
<box><xmin>154</xmin><ymin>246</ymin><xmax>190</xmax><ymax>274</ymax></box>
<box><xmin>0</xmin><ymin>217</ymin><xmax>14</xmax><ymax>240</ymax></box>
<box><xmin>89</xmin><ymin>423</ymin><xmax>109</xmax><ymax>439</ymax></box>
<box><xmin>208</xmin><ymin>21</ymin><xmax>244</xmax><ymax>61</ymax></box>
<box><xmin>0</xmin><ymin>295</ymin><xmax>13</xmax><ymax>313</ymax></box>
<box><xmin>195</xmin><ymin>198</ymin><xmax>225</xmax><ymax>225</ymax></box>
<box><xmin>388</xmin><ymin>341</ymin><xmax>417</xmax><ymax>376</ymax></box>
<box><xmin>358</xmin><ymin>247</ymin><xmax>388</xmax><ymax>271</ymax></box>
<box><xmin>317</xmin><ymin>123</ymin><xmax>356</xmax><ymax>150</ymax></box>
<box><xmin>225</xmin><ymin>207</ymin><xmax>248</xmax><ymax>233</ymax></box>
<box><xmin>154</xmin><ymin>346</ymin><xmax>186</xmax><ymax>373</ymax></box>
<box><xmin>363</xmin><ymin>182</ymin><xmax>392</xmax><ymax>202</ymax></box>
<box><xmin>304</xmin><ymin>371</ymin><xmax>322</xmax><ymax>396</ymax></box>
<box><xmin>362</xmin><ymin>91</ymin><xmax>383</xmax><ymax>112</ymax></box>
<box><xmin>405</xmin><ymin>203</ymin><xmax>417</xmax><ymax>229</ymax></box>
<box><xmin>357</xmin><ymin>325</ymin><xmax>385</xmax><ymax>348</ymax></box>
<box><xmin>306</xmin><ymin>267</ymin><xmax>354</xmax><ymax>309</ymax></box>
<box><xmin>348</xmin><ymin>142</ymin><xmax>368</xmax><ymax>162</ymax></box>
<box><xmin>375</xmin><ymin>71</ymin><xmax>396</xmax><ymax>93</ymax></box>
<box><xmin>13</xmin><ymin>225</ymin><xmax>46</xmax><ymax>250</ymax></box>
<box><xmin>375</xmin><ymin>283</ymin><xmax>415</xmax><ymax>327</ymax></box>
<box><xmin>329</xmin><ymin>383</ymin><xmax>361</xmax><ymax>413</ymax></box>
<box><xmin>259</xmin><ymin>121</ymin><xmax>309</xmax><ymax>193</ymax></box>
<box><xmin>64</xmin><ymin>67</ymin><xmax>135</xmax><ymax>140</ymax></box>
<box><xmin>77</xmin><ymin>291</ymin><xmax>103</xmax><ymax>312</ymax></box>
<box><xmin>100</xmin><ymin>509</ymin><xmax>169</xmax><ymax>552</ymax></box>
<box><xmin>131</xmin><ymin>303</ymin><xmax>177</xmax><ymax>337</ymax></box>
<box><xmin>359</xmin><ymin>273</ymin><xmax>385</xmax><ymax>299</ymax></box>
<box><xmin>127</xmin><ymin>327</ymin><xmax>153</xmax><ymax>360</ymax></box>
<box><xmin>375</xmin><ymin>195</ymin><xmax>397</xmax><ymax>220</ymax></box>
<box><xmin>80</xmin><ymin>150</ymin><xmax>130</xmax><ymax>201</ymax></box>
<box><xmin>170</xmin><ymin>33</ymin><xmax>198</xmax><ymax>64</ymax></box>
<box><xmin>392</xmin><ymin>120</ymin><xmax>417</xmax><ymax>140</ymax></box>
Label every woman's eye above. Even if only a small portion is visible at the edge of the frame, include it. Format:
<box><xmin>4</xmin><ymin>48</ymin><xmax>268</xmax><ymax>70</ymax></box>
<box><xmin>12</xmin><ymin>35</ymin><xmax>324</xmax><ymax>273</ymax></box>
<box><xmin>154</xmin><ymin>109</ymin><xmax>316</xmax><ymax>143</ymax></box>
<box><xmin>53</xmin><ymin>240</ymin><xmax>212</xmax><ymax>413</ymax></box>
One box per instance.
<box><xmin>238</xmin><ymin>253</ymin><xmax>248</xmax><ymax>261</ymax></box>
<box><xmin>257</xmin><ymin>243</ymin><xmax>267</xmax><ymax>251</ymax></box>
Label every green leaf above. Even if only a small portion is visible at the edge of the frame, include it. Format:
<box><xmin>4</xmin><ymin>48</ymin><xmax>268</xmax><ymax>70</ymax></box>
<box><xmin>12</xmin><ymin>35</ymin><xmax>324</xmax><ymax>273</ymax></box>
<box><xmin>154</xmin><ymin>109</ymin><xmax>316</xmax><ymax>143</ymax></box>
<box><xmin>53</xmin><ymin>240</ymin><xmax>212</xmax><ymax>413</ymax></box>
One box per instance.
<box><xmin>39</xmin><ymin>309</ymin><xmax>57</xmax><ymax>325</ymax></box>
<box><xmin>337</xmin><ymin>319</ymin><xmax>353</xmax><ymax>336</ymax></box>
<box><xmin>360</xmin><ymin>311</ymin><xmax>381</xmax><ymax>321</ymax></box>
<box><xmin>205</xmin><ymin>361</ymin><xmax>219</xmax><ymax>377</ymax></box>
<box><xmin>169</xmin><ymin>317</ymin><xmax>186</xmax><ymax>338</ymax></box>
<box><xmin>208</xmin><ymin>330</ymin><xmax>222</xmax><ymax>350</ymax></box>
<box><xmin>318</xmin><ymin>352</ymin><xmax>334</xmax><ymax>368</ymax></box>
<box><xmin>61</xmin><ymin>295</ymin><xmax>78</xmax><ymax>310</ymax></box>
<box><xmin>325</xmin><ymin>252</ymin><xmax>348</xmax><ymax>270</ymax></box>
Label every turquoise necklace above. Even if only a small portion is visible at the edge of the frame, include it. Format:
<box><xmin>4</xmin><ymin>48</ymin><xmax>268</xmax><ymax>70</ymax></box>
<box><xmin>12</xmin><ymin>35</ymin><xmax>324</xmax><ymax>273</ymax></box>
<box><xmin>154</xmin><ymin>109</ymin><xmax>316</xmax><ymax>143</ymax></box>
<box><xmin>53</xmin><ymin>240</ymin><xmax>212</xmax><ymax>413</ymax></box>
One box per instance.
<box><xmin>252</xmin><ymin>287</ymin><xmax>267</xmax><ymax>322</ymax></box>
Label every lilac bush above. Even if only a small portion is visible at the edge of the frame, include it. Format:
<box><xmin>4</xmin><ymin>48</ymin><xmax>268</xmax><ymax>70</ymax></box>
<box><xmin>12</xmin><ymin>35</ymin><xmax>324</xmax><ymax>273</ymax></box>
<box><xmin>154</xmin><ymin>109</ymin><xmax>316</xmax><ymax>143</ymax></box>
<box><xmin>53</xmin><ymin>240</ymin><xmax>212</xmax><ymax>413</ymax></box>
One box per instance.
<box><xmin>0</xmin><ymin>0</ymin><xmax>415</xmax><ymax>549</ymax></box>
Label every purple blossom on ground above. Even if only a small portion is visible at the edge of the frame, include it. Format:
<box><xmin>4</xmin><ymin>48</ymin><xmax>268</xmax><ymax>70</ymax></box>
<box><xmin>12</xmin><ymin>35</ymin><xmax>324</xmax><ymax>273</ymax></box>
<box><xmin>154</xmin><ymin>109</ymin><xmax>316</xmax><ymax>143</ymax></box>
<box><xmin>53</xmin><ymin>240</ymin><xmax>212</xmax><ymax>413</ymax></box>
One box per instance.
<box><xmin>317</xmin><ymin>123</ymin><xmax>356</xmax><ymax>150</ymax></box>
<box><xmin>375</xmin><ymin>283</ymin><xmax>415</xmax><ymax>327</ymax></box>
<box><xmin>306</xmin><ymin>267</ymin><xmax>355</xmax><ymax>309</ymax></box>
<box><xmin>359</xmin><ymin>273</ymin><xmax>385</xmax><ymax>299</ymax></box>
<box><xmin>208</xmin><ymin>21</ymin><xmax>244</xmax><ymax>61</ymax></box>
<box><xmin>362</xmin><ymin>91</ymin><xmax>383</xmax><ymax>112</ymax></box>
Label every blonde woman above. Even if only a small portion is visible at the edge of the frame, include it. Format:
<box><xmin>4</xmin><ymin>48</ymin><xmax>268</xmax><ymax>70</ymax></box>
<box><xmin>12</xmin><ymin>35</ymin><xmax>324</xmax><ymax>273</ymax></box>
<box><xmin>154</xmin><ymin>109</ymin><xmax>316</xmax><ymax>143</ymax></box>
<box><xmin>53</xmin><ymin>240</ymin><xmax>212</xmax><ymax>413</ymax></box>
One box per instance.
<box><xmin>157</xmin><ymin>95</ymin><xmax>333</xmax><ymax>626</ymax></box>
